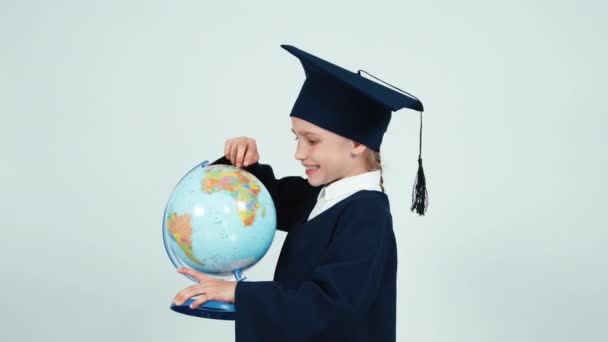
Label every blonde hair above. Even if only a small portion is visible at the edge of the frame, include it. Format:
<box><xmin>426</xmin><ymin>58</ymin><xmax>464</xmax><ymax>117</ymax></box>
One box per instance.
<box><xmin>365</xmin><ymin>149</ymin><xmax>385</xmax><ymax>193</ymax></box>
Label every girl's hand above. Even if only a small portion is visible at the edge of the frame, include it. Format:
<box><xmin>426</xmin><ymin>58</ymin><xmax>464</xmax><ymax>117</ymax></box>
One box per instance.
<box><xmin>173</xmin><ymin>267</ymin><xmax>237</xmax><ymax>309</ymax></box>
<box><xmin>224</xmin><ymin>137</ymin><xmax>259</xmax><ymax>168</ymax></box>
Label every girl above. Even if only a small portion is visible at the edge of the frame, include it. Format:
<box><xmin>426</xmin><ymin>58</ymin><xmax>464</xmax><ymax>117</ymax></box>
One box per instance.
<box><xmin>172</xmin><ymin>45</ymin><xmax>426</xmax><ymax>341</ymax></box>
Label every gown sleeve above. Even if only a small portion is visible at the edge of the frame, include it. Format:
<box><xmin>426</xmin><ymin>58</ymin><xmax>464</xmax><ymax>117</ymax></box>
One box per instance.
<box><xmin>233</xmin><ymin>198</ymin><xmax>395</xmax><ymax>341</ymax></box>
<box><xmin>209</xmin><ymin>156</ymin><xmax>319</xmax><ymax>233</ymax></box>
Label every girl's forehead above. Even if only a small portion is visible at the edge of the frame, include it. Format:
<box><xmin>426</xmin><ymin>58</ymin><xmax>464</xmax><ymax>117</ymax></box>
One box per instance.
<box><xmin>290</xmin><ymin>117</ymin><xmax>324</xmax><ymax>136</ymax></box>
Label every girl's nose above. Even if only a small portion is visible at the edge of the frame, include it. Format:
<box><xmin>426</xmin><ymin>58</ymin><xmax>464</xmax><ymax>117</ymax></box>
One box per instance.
<box><xmin>294</xmin><ymin>143</ymin><xmax>307</xmax><ymax>160</ymax></box>
<box><xmin>294</xmin><ymin>149</ymin><xmax>305</xmax><ymax>160</ymax></box>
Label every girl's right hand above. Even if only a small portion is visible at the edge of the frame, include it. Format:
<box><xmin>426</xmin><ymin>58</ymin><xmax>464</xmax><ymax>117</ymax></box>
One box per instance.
<box><xmin>224</xmin><ymin>137</ymin><xmax>260</xmax><ymax>168</ymax></box>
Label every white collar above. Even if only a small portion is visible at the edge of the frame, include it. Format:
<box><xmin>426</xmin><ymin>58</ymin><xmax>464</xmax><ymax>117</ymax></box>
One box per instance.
<box><xmin>317</xmin><ymin>170</ymin><xmax>382</xmax><ymax>202</ymax></box>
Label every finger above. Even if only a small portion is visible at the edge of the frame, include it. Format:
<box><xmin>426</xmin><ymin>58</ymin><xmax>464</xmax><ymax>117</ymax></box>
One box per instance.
<box><xmin>177</xmin><ymin>283</ymin><xmax>200</xmax><ymax>294</ymax></box>
<box><xmin>235</xmin><ymin>143</ymin><xmax>247</xmax><ymax>168</ymax></box>
<box><xmin>173</xmin><ymin>285</ymin><xmax>205</xmax><ymax>306</ymax></box>
<box><xmin>189</xmin><ymin>293</ymin><xmax>209</xmax><ymax>309</ymax></box>
<box><xmin>224</xmin><ymin>140</ymin><xmax>232</xmax><ymax>161</ymax></box>
<box><xmin>177</xmin><ymin>267</ymin><xmax>207</xmax><ymax>282</ymax></box>
<box><xmin>229</xmin><ymin>141</ymin><xmax>240</xmax><ymax>165</ymax></box>
<box><xmin>173</xmin><ymin>283</ymin><xmax>200</xmax><ymax>303</ymax></box>
<box><xmin>243</xmin><ymin>142</ymin><xmax>257</xmax><ymax>167</ymax></box>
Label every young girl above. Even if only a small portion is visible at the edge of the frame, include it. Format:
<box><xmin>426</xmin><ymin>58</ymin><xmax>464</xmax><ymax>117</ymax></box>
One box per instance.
<box><xmin>172</xmin><ymin>45</ymin><xmax>426</xmax><ymax>341</ymax></box>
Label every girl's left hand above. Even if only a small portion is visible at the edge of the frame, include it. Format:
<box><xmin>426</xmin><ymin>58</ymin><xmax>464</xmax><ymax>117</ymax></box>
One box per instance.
<box><xmin>173</xmin><ymin>267</ymin><xmax>237</xmax><ymax>309</ymax></box>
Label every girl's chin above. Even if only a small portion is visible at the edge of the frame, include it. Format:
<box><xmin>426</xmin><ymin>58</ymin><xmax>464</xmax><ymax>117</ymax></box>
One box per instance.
<box><xmin>306</xmin><ymin>177</ymin><xmax>323</xmax><ymax>187</ymax></box>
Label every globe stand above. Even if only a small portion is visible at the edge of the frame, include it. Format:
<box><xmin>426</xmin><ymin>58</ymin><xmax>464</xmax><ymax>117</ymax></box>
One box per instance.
<box><xmin>170</xmin><ymin>269</ymin><xmax>246</xmax><ymax>321</ymax></box>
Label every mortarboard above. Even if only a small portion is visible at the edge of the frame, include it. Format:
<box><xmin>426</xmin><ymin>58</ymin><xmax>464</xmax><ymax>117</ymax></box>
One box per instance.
<box><xmin>281</xmin><ymin>44</ymin><xmax>428</xmax><ymax>215</ymax></box>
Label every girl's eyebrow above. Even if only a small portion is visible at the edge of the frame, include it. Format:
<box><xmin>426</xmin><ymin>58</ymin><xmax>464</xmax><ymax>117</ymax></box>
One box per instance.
<box><xmin>291</xmin><ymin>128</ymin><xmax>319</xmax><ymax>136</ymax></box>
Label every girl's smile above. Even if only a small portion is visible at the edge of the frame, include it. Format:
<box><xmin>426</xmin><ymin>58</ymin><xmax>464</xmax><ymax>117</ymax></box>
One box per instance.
<box><xmin>304</xmin><ymin>165</ymin><xmax>320</xmax><ymax>176</ymax></box>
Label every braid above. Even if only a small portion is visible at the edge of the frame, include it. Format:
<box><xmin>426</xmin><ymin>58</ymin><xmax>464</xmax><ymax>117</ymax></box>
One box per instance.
<box><xmin>377</xmin><ymin>153</ymin><xmax>384</xmax><ymax>193</ymax></box>
<box><xmin>367</xmin><ymin>149</ymin><xmax>385</xmax><ymax>193</ymax></box>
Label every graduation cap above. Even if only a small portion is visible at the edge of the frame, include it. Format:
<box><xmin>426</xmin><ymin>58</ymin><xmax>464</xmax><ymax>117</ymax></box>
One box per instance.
<box><xmin>281</xmin><ymin>44</ymin><xmax>428</xmax><ymax>215</ymax></box>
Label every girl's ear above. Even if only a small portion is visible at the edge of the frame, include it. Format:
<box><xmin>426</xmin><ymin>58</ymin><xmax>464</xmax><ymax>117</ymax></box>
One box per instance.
<box><xmin>351</xmin><ymin>141</ymin><xmax>368</xmax><ymax>156</ymax></box>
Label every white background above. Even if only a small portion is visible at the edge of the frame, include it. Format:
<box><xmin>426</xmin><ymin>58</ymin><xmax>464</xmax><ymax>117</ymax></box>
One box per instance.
<box><xmin>1</xmin><ymin>0</ymin><xmax>606</xmax><ymax>341</ymax></box>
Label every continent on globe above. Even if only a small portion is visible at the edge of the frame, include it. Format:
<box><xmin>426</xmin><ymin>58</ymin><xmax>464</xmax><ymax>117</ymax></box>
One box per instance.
<box><xmin>201</xmin><ymin>166</ymin><xmax>266</xmax><ymax>227</ymax></box>
<box><xmin>166</xmin><ymin>212</ymin><xmax>204</xmax><ymax>266</ymax></box>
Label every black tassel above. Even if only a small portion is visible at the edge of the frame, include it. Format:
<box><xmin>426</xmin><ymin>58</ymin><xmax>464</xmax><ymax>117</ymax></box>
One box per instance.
<box><xmin>410</xmin><ymin>156</ymin><xmax>428</xmax><ymax>215</ymax></box>
<box><xmin>410</xmin><ymin>111</ymin><xmax>428</xmax><ymax>215</ymax></box>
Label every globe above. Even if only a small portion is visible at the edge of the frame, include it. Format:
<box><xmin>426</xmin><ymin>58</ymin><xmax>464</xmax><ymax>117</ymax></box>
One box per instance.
<box><xmin>162</xmin><ymin>160</ymin><xmax>277</xmax><ymax>319</ymax></box>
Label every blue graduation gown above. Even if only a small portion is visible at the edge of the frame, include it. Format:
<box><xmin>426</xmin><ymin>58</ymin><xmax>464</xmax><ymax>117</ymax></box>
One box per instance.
<box><xmin>211</xmin><ymin>157</ymin><xmax>397</xmax><ymax>341</ymax></box>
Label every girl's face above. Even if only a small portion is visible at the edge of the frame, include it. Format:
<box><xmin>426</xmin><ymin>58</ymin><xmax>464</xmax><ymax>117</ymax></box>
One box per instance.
<box><xmin>291</xmin><ymin>116</ymin><xmax>368</xmax><ymax>187</ymax></box>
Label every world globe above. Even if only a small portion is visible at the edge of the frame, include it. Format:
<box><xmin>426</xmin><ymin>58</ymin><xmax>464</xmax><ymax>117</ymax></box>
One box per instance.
<box><xmin>162</xmin><ymin>160</ymin><xmax>277</xmax><ymax>319</ymax></box>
